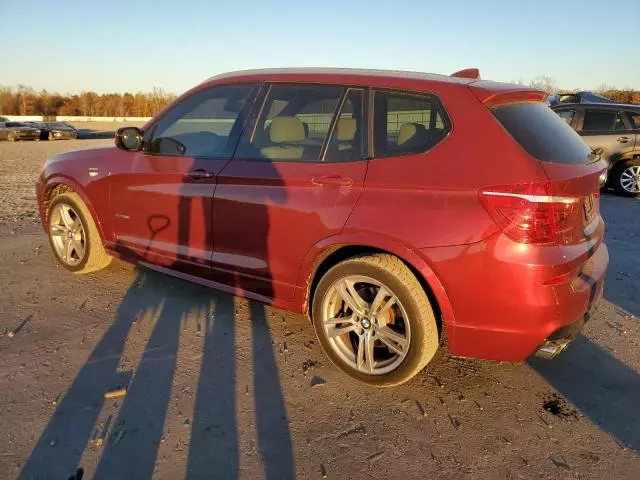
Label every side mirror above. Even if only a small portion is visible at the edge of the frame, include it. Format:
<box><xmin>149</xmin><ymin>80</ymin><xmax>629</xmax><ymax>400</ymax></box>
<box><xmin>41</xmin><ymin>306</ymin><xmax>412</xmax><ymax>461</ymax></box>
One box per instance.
<box><xmin>115</xmin><ymin>127</ymin><xmax>143</xmax><ymax>151</ymax></box>
<box><xmin>592</xmin><ymin>147</ymin><xmax>604</xmax><ymax>156</ymax></box>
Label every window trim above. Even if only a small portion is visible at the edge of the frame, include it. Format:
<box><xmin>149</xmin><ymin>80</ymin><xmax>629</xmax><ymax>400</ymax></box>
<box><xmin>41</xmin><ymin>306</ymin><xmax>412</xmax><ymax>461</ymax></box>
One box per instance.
<box><xmin>320</xmin><ymin>87</ymin><xmax>368</xmax><ymax>163</ymax></box>
<box><xmin>233</xmin><ymin>82</ymin><xmax>368</xmax><ymax>164</ymax></box>
<box><xmin>142</xmin><ymin>82</ymin><xmax>260</xmax><ymax>159</ymax></box>
<box><xmin>371</xmin><ymin>88</ymin><xmax>452</xmax><ymax>160</ymax></box>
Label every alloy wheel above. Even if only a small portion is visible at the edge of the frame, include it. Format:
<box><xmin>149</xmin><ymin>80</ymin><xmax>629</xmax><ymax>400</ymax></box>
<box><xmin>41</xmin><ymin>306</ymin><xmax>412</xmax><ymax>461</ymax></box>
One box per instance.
<box><xmin>49</xmin><ymin>203</ymin><xmax>86</xmax><ymax>267</ymax></box>
<box><xmin>321</xmin><ymin>275</ymin><xmax>410</xmax><ymax>375</ymax></box>
<box><xmin>620</xmin><ymin>165</ymin><xmax>640</xmax><ymax>194</ymax></box>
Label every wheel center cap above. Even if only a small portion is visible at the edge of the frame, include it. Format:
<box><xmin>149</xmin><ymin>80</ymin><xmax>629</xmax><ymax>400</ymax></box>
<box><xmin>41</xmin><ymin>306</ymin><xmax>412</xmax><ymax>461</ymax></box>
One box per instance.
<box><xmin>67</xmin><ymin>231</ymin><xmax>74</xmax><ymax>239</ymax></box>
<box><xmin>361</xmin><ymin>318</ymin><xmax>372</xmax><ymax>329</ymax></box>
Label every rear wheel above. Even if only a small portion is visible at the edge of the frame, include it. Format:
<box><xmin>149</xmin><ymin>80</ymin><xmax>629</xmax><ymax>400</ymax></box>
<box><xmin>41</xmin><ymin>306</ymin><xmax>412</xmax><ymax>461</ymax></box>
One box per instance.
<box><xmin>611</xmin><ymin>158</ymin><xmax>640</xmax><ymax>196</ymax></box>
<box><xmin>312</xmin><ymin>254</ymin><xmax>439</xmax><ymax>386</ymax></box>
<box><xmin>47</xmin><ymin>192</ymin><xmax>111</xmax><ymax>273</ymax></box>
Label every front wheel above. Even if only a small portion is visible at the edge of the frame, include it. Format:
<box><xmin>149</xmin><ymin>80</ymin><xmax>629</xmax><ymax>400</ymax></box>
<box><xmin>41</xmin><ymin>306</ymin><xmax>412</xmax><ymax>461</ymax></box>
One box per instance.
<box><xmin>611</xmin><ymin>158</ymin><xmax>640</xmax><ymax>196</ymax></box>
<box><xmin>47</xmin><ymin>192</ymin><xmax>112</xmax><ymax>273</ymax></box>
<box><xmin>312</xmin><ymin>254</ymin><xmax>439</xmax><ymax>386</ymax></box>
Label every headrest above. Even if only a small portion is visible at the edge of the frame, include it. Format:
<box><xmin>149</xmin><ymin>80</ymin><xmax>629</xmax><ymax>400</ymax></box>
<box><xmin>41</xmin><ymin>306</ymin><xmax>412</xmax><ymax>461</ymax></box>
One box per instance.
<box><xmin>336</xmin><ymin>118</ymin><xmax>357</xmax><ymax>141</ymax></box>
<box><xmin>397</xmin><ymin>123</ymin><xmax>427</xmax><ymax>146</ymax></box>
<box><xmin>269</xmin><ymin>116</ymin><xmax>305</xmax><ymax>143</ymax></box>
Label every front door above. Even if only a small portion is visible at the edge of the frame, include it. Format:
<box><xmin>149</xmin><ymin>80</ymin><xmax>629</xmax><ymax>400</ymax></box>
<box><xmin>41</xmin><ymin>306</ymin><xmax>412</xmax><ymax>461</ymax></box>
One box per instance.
<box><xmin>109</xmin><ymin>83</ymin><xmax>258</xmax><ymax>275</ymax></box>
<box><xmin>211</xmin><ymin>84</ymin><xmax>368</xmax><ymax>304</ymax></box>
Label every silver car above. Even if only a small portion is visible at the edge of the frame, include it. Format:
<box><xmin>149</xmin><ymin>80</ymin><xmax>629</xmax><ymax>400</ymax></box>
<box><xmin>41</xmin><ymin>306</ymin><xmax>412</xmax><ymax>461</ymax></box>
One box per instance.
<box><xmin>552</xmin><ymin>103</ymin><xmax>640</xmax><ymax>196</ymax></box>
<box><xmin>0</xmin><ymin>121</ymin><xmax>41</xmax><ymax>142</ymax></box>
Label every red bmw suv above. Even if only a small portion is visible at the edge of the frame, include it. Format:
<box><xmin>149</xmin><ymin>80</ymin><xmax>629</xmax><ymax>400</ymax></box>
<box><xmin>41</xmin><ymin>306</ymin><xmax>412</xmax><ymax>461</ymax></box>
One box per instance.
<box><xmin>36</xmin><ymin>68</ymin><xmax>608</xmax><ymax>386</ymax></box>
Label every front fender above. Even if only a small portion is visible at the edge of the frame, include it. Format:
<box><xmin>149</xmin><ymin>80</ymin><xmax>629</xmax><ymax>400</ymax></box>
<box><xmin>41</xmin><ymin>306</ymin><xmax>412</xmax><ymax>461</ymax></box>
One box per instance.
<box><xmin>39</xmin><ymin>174</ymin><xmax>109</xmax><ymax>245</ymax></box>
<box><xmin>293</xmin><ymin>232</ymin><xmax>456</xmax><ymax>331</ymax></box>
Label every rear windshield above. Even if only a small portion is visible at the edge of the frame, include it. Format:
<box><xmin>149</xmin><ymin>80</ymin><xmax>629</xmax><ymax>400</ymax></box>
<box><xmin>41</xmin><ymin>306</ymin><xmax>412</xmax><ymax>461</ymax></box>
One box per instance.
<box><xmin>493</xmin><ymin>102</ymin><xmax>591</xmax><ymax>164</ymax></box>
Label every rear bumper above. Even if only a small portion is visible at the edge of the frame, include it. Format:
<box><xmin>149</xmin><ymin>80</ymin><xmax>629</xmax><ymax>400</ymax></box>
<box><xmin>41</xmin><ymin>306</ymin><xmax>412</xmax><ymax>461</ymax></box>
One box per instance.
<box><xmin>421</xmin><ymin>228</ymin><xmax>608</xmax><ymax>361</ymax></box>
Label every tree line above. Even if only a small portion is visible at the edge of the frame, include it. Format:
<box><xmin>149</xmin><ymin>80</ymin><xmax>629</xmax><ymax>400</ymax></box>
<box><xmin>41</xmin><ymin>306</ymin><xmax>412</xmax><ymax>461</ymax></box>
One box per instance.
<box><xmin>523</xmin><ymin>76</ymin><xmax>640</xmax><ymax>104</ymax></box>
<box><xmin>1</xmin><ymin>80</ymin><xmax>638</xmax><ymax>118</ymax></box>
<box><xmin>0</xmin><ymin>86</ymin><xmax>176</xmax><ymax>117</ymax></box>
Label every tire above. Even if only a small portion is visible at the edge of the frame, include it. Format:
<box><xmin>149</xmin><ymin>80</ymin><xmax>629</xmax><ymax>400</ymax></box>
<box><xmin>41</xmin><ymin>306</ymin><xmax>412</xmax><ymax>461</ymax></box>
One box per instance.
<box><xmin>48</xmin><ymin>132</ymin><xmax>54</xmax><ymax>141</ymax></box>
<box><xmin>610</xmin><ymin>158</ymin><xmax>640</xmax><ymax>197</ymax></box>
<box><xmin>312</xmin><ymin>254</ymin><xmax>439</xmax><ymax>387</ymax></box>
<box><xmin>47</xmin><ymin>192</ymin><xmax>112</xmax><ymax>274</ymax></box>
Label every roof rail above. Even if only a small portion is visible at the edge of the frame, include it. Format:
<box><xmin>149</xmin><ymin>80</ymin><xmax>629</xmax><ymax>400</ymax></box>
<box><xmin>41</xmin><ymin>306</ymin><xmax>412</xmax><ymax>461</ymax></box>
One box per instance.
<box><xmin>451</xmin><ymin>68</ymin><xmax>480</xmax><ymax>80</ymax></box>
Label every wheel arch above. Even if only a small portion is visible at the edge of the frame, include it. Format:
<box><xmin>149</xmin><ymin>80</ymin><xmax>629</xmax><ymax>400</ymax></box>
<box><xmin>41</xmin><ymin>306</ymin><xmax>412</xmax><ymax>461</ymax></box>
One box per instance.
<box><xmin>296</xmin><ymin>234</ymin><xmax>456</xmax><ymax>338</ymax></box>
<box><xmin>42</xmin><ymin>176</ymin><xmax>108</xmax><ymax>244</ymax></box>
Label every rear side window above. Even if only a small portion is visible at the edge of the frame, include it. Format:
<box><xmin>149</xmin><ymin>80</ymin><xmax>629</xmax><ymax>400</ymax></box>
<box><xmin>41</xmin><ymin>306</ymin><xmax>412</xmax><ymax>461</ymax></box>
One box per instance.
<box><xmin>628</xmin><ymin>112</ymin><xmax>640</xmax><ymax>129</ymax></box>
<box><xmin>582</xmin><ymin>110</ymin><xmax>626</xmax><ymax>132</ymax></box>
<box><xmin>493</xmin><ymin>103</ymin><xmax>592</xmax><ymax>164</ymax></box>
<box><xmin>373</xmin><ymin>90</ymin><xmax>449</xmax><ymax>158</ymax></box>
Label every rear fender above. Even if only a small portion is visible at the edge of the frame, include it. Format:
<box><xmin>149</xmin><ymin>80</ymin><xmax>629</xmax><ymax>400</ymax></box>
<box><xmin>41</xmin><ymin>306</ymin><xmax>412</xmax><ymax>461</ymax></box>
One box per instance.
<box><xmin>294</xmin><ymin>232</ymin><xmax>456</xmax><ymax>333</ymax></box>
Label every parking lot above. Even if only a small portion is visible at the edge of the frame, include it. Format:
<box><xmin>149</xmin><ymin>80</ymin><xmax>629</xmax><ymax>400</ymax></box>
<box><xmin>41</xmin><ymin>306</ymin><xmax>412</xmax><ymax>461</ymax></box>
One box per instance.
<box><xmin>0</xmin><ymin>134</ymin><xmax>638</xmax><ymax>479</ymax></box>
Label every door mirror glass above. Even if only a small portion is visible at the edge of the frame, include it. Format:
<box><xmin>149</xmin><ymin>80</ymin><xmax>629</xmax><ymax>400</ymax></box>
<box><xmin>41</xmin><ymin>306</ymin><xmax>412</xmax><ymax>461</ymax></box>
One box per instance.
<box><xmin>115</xmin><ymin>127</ymin><xmax>143</xmax><ymax>151</ymax></box>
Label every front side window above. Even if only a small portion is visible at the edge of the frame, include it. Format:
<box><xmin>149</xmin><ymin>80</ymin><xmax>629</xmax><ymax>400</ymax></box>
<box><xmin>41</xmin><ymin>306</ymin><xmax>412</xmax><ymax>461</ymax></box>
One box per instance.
<box><xmin>555</xmin><ymin>109</ymin><xmax>575</xmax><ymax>127</ymax></box>
<box><xmin>582</xmin><ymin>110</ymin><xmax>627</xmax><ymax>132</ymax></box>
<box><xmin>373</xmin><ymin>90</ymin><xmax>449</xmax><ymax>158</ymax></box>
<box><xmin>146</xmin><ymin>84</ymin><xmax>256</xmax><ymax>157</ymax></box>
<box><xmin>236</xmin><ymin>84</ymin><xmax>344</xmax><ymax>162</ymax></box>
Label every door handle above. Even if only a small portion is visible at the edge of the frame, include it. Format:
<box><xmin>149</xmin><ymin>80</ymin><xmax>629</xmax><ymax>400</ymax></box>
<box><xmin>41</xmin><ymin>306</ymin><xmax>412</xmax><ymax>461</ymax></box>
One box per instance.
<box><xmin>187</xmin><ymin>169</ymin><xmax>214</xmax><ymax>180</ymax></box>
<box><xmin>617</xmin><ymin>136</ymin><xmax>631</xmax><ymax>143</ymax></box>
<box><xmin>312</xmin><ymin>175</ymin><xmax>353</xmax><ymax>187</ymax></box>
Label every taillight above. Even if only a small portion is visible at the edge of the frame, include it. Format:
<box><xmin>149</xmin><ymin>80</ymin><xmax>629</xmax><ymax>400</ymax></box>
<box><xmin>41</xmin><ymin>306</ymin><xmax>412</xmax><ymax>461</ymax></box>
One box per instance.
<box><xmin>479</xmin><ymin>183</ymin><xmax>580</xmax><ymax>244</ymax></box>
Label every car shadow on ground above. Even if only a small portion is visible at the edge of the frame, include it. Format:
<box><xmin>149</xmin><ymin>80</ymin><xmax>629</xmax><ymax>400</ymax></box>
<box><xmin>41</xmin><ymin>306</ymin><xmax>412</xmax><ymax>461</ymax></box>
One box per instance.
<box><xmin>530</xmin><ymin>335</ymin><xmax>640</xmax><ymax>450</ymax></box>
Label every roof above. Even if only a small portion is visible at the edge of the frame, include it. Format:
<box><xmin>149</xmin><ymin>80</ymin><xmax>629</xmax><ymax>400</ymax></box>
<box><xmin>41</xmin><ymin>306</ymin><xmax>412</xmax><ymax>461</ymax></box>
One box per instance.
<box><xmin>205</xmin><ymin>67</ymin><xmax>475</xmax><ymax>86</ymax></box>
<box><xmin>551</xmin><ymin>102</ymin><xmax>640</xmax><ymax>111</ymax></box>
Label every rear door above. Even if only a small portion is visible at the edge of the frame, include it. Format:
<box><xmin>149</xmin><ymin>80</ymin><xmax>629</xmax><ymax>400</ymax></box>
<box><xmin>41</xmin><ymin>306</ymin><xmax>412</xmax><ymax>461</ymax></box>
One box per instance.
<box><xmin>576</xmin><ymin>108</ymin><xmax>636</xmax><ymax>162</ymax></box>
<box><xmin>211</xmin><ymin>83</ymin><xmax>368</xmax><ymax>304</ymax></box>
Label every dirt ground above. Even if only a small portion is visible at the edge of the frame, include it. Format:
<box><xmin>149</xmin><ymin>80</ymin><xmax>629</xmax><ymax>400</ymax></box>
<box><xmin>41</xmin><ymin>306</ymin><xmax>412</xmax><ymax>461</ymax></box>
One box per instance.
<box><xmin>0</xmin><ymin>134</ymin><xmax>639</xmax><ymax>480</ymax></box>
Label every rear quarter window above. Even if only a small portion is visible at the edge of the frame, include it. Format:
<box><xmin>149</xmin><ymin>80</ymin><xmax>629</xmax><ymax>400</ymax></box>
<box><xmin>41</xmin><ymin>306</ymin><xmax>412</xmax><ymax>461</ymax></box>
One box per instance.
<box><xmin>373</xmin><ymin>90</ymin><xmax>450</xmax><ymax>158</ymax></box>
<box><xmin>493</xmin><ymin>102</ymin><xmax>592</xmax><ymax>164</ymax></box>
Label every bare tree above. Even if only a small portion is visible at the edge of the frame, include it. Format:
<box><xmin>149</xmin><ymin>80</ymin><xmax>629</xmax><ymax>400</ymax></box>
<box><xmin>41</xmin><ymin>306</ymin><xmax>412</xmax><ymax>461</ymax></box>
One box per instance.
<box><xmin>529</xmin><ymin>76</ymin><xmax>559</xmax><ymax>94</ymax></box>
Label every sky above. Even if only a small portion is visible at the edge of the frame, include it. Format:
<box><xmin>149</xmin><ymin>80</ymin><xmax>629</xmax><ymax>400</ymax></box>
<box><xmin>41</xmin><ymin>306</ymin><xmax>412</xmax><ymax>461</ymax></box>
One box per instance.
<box><xmin>4</xmin><ymin>0</ymin><xmax>639</xmax><ymax>95</ymax></box>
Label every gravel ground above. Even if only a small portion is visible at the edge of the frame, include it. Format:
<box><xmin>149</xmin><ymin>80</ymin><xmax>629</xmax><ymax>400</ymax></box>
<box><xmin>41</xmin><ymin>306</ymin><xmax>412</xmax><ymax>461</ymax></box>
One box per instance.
<box><xmin>0</xmin><ymin>138</ymin><xmax>639</xmax><ymax>479</ymax></box>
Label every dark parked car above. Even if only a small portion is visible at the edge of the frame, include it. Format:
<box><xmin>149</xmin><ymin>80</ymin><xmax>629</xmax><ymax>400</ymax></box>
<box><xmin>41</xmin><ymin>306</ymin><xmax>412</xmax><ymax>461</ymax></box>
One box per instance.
<box><xmin>0</xmin><ymin>122</ymin><xmax>41</xmax><ymax>141</ymax></box>
<box><xmin>548</xmin><ymin>91</ymin><xmax>615</xmax><ymax>106</ymax></box>
<box><xmin>36</xmin><ymin>68</ymin><xmax>608</xmax><ymax>386</ymax></box>
<box><xmin>33</xmin><ymin>122</ymin><xmax>78</xmax><ymax>141</ymax></box>
<box><xmin>552</xmin><ymin>103</ymin><xmax>640</xmax><ymax>196</ymax></box>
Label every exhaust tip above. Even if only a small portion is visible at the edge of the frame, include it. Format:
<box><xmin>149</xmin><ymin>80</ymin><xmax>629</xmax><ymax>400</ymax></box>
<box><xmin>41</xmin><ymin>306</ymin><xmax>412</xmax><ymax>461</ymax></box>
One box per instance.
<box><xmin>535</xmin><ymin>339</ymin><xmax>571</xmax><ymax>360</ymax></box>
